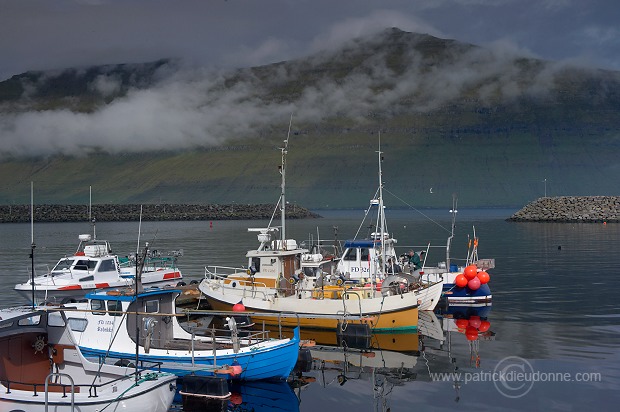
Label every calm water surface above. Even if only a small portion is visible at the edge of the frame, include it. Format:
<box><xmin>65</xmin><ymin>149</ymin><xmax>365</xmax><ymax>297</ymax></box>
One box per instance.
<box><xmin>0</xmin><ymin>208</ymin><xmax>618</xmax><ymax>411</ymax></box>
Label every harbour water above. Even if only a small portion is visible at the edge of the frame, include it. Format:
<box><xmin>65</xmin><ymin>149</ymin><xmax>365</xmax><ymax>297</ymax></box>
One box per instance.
<box><xmin>0</xmin><ymin>208</ymin><xmax>618</xmax><ymax>411</ymax></box>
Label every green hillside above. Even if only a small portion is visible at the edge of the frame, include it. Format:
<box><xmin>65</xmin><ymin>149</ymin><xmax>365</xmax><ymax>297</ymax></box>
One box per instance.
<box><xmin>0</xmin><ymin>29</ymin><xmax>619</xmax><ymax>209</ymax></box>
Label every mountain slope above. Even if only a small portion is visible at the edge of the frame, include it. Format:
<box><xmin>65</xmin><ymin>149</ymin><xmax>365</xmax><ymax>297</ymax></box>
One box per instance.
<box><xmin>0</xmin><ymin>28</ymin><xmax>618</xmax><ymax>209</ymax></box>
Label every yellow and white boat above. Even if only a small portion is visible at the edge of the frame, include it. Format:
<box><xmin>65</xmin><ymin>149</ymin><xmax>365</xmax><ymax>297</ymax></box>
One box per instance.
<box><xmin>199</xmin><ymin>139</ymin><xmax>442</xmax><ymax>333</ymax></box>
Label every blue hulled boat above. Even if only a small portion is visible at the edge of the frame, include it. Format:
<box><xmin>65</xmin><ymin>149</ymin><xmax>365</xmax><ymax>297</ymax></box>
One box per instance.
<box><xmin>63</xmin><ymin>287</ymin><xmax>300</xmax><ymax>381</ymax></box>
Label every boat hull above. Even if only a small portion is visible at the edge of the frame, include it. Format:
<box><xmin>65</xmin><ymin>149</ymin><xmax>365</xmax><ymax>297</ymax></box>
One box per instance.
<box><xmin>424</xmin><ymin>271</ymin><xmax>492</xmax><ymax>305</ymax></box>
<box><xmin>443</xmin><ymin>283</ymin><xmax>492</xmax><ymax>305</ymax></box>
<box><xmin>0</xmin><ymin>375</ymin><xmax>176</xmax><ymax>412</ymax></box>
<box><xmin>79</xmin><ymin>336</ymin><xmax>299</xmax><ymax>381</ymax></box>
<box><xmin>200</xmin><ymin>281</ymin><xmax>446</xmax><ymax>332</ymax></box>
<box><xmin>0</xmin><ymin>310</ymin><xmax>177</xmax><ymax>412</ymax></box>
<box><xmin>211</xmin><ymin>297</ymin><xmax>419</xmax><ymax>332</ymax></box>
<box><xmin>14</xmin><ymin>274</ymin><xmax>182</xmax><ymax>304</ymax></box>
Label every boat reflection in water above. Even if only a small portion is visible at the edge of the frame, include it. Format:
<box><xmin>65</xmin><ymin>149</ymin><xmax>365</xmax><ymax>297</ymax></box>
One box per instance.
<box><xmin>172</xmin><ymin>379</ymin><xmax>300</xmax><ymax>412</ymax></box>
<box><xmin>167</xmin><ymin>302</ymin><xmax>495</xmax><ymax>411</ymax></box>
<box><xmin>432</xmin><ymin>304</ymin><xmax>494</xmax><ymax>354</ymax></box>
<box><xmin>282</xmin><ymin>302</ymin><xmax>495</xmax><ymax>411</ymax></box>
<box><xmin>268</xmin><ymin>312</ymin><xmax>424</xmax><ymax>412</ymax></box>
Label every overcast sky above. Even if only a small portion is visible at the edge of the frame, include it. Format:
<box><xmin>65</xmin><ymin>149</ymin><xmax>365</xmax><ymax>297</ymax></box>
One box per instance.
<box><xmin>1</xmin><ymin>0</ymin><xmax>618</xmax><ymax>158</ymax></box>
<box><xmin>1</xmin><ymin>0</ymin><xmax>618</xmax><ymax>81</ymax></box>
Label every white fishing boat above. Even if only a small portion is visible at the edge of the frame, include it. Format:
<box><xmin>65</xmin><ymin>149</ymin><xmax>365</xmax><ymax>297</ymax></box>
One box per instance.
<box><xmin>0</xmin><ymin>308</ymin><xmax>176</xmax><ymax>412</ymax></box>
<box><xmin>199</xmin><ymin>136</ymin><xmax>442</xmax><ymax>333</ymax></box>
<box><xmin>14</xmin><ymin>231</ymin><xmax>183</xmax><ymax>304</ymax></box>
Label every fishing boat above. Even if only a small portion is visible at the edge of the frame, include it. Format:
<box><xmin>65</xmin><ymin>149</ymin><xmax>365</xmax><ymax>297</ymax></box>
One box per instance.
<box><xmin>63</xmin><ymin>285</ymin><xmax>300</xmax><ymax>380</ymax></box>
<box><xmin>332</xmin><ymin>211</ymin><xmax>444</xmax><ymax>311</ymax></box>
<box><xmin>412</xmin><ymin>202</ymin><xmax>494</xmax><ymax>306</ymax></box>
<box><xmin>199</xmin><ymin>136</ymin><xmax>442</xmax><ymax>333</ymax></box>
<box><xmin>0</xmin><ymin>309</ymin><xmax>176</xmax><ymax>412</ymax></box>
<box><xmin>13</xmin><ymin>231</ymin><xmax>183</xmax><ymax>304</ymax></box>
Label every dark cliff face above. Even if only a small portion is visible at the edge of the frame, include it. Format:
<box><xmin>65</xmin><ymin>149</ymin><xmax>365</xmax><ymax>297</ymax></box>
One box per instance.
<box><xmin>508</xmin><ymin>196</ymin><xmax>620</xmax><ymax>222</ymax></box>
<box><xmin>0</xmin><ymin>59</ymin><xmax>173</xmax><ymax>112</ymax></box>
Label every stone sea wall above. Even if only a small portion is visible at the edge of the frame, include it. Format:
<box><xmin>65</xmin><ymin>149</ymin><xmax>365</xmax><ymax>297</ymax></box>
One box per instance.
<box><xmin>507</xmin><ymin>196</ymin><xmax>620</xmax><ymax>222</ymax></box>
<box><xmin>0</xmin><ymin>204</ymin><xmax>320</xmax><ymax>223</ymax></box>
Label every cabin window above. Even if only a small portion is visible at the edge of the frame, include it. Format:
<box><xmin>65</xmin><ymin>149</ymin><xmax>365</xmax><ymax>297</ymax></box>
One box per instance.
<box><xmin>68</xmin><ymin>318</ymin><xmax>88</xmax><ymax>332</ymax></box>
<box><xmin>53</xmin><ymin>258</ymin><xmax>75</xmax><ymax>271</ymax></box>
<box><xmin>107</xmin><ymin>300</ymin><xmax>123</xmax><ymax>316</ymax></box>
<box><xmin>48</xmin><ymin>312</ymin><xmax>65</xmax><ymax>327</ymax></box>
<box><xmin>145</xmin><ymin>300</ymin><xmax>159</xmax><ymax>313</ymax></box>
<box><xmin>79</xmin><ymin>275</ymin><xmax>94</xmax><ymax>282</ymax></box>
<box><xmin>74</xmin><ymin>259</ymin><xmax>97</xmax><ymax>271</ymax></box>
<box><xmin>251</xmin><ymin>257</ymin><xmax>261</xmax><ymax>272</ymax></box>
<box><xmin>99</xmin><ymin>259</ymin><xmax>116</xmax><ymax>272</ymax></box>
<box><xmin>360</xmin><ymin>248</ymin><xmax>370</xmax><ymax>261</ymax></box>
<box><xmin>91</xmin><ymin>299</ymin><xmax>106</xmax><ymax>315</ymax></box>
<box><xmin>17</xmin><ymin>314</ymin><xmax>41</xmax><ymax>325</ymax></box>
<box><xmin>343</xmin><ymin>248</ymin><xmax>357</xmax><ymax>261</ymax></box>
<box><xmin>0</xmin><ymin>320</ymin><xmax>13</xmax><ymax>329</ymax></box>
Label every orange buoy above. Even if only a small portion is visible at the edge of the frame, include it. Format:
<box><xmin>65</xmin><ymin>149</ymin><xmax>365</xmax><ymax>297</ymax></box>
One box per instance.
<box><xmin>477</xmin><ymin>271</ymin><xmax>490</xmax><ymax>284</ymax></box>
<box><xmin>232</xmin><ymin>303</ymin><xmax>246</xmax><ymax>312</ymax></box>
<box><xmin>464</xmin><ymin>264</ymin><xmax>478</xmax><ymax>280</ymax></box>
<box><xmin>455</xmin><ymin>274</ymin><xmax>468</xmax><ymax>288</ymax></box>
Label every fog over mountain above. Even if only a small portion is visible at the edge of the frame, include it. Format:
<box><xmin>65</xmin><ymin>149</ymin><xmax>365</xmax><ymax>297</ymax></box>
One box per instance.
<box><xmin>0</xmin><ymin>29</ymin><xmax>618</xmax><ymax>208</ymax></box>
<box><xmin>1</xmin><ymin>29</ymin><xmax>614</xmax><ymax>159</ymax></box>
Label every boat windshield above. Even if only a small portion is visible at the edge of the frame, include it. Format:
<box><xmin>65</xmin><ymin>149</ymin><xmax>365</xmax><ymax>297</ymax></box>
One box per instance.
<box><xmin>74</xmin><ymin>259</ymin><xmax>98</xmax><ymax>271</ymax></box>
<box><xmin>52</xmin><ymin>258</ymin><xmax>75</xmax><ymax>272</ymax></box>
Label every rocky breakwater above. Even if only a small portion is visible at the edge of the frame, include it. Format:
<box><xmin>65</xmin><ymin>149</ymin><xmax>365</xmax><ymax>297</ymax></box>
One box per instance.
<box><xmin>0</xmin><ymin>204</ymin><xmax>321</xmax><ymax>223</ymax></box>
<box><xmin>507</xmin><ymin>196</ymin><xmax>620</xmax><ymax>222</ymax></box>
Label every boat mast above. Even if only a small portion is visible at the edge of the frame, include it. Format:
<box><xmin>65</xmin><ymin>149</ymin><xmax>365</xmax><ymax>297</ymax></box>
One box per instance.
<box><xmin>376</xmin><ymin>135</ymin><xmax>386</xmax><ymax>278</ymax></box>
<box><xmin>134</xmin><ymin>210</ymin><xmax>148</xmax><ymax>384</ymax></box>
<box><xmin>89</xmin><ymin>185</ymin><xmax>96</xmax><ymax>240</ymax></box>
<box><xmin>447</xmin><ymin>195</ymin><xmax>458</xmax><ymax>270</ymax></box>
<box><xmin>30</xmin><ymin>181</ymin><xmax>36</xmax><ymax>309</ymax></box>
<box><xmin>279</xmin><ymin>115</ymin><xmax>293</xmax><ymax>250</ymax></box>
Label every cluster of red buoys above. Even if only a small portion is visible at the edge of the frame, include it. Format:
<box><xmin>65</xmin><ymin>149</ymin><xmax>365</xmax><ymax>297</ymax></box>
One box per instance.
<box><xmin>454</xmin><ymin>315</ymin><xmax>491</xmax><ymax>341</ymax></box>
<box><xmin>454</xmin><ymin>264</ymin><xmax>490</xmax><ymax>290</ymax></box>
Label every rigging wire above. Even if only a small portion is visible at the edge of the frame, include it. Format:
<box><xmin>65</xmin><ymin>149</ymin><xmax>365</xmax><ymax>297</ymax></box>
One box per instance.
<box><xmin>383</xmin><ymin>187</ymin><xmax>452</xmax><ymax>234</ymax></box>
